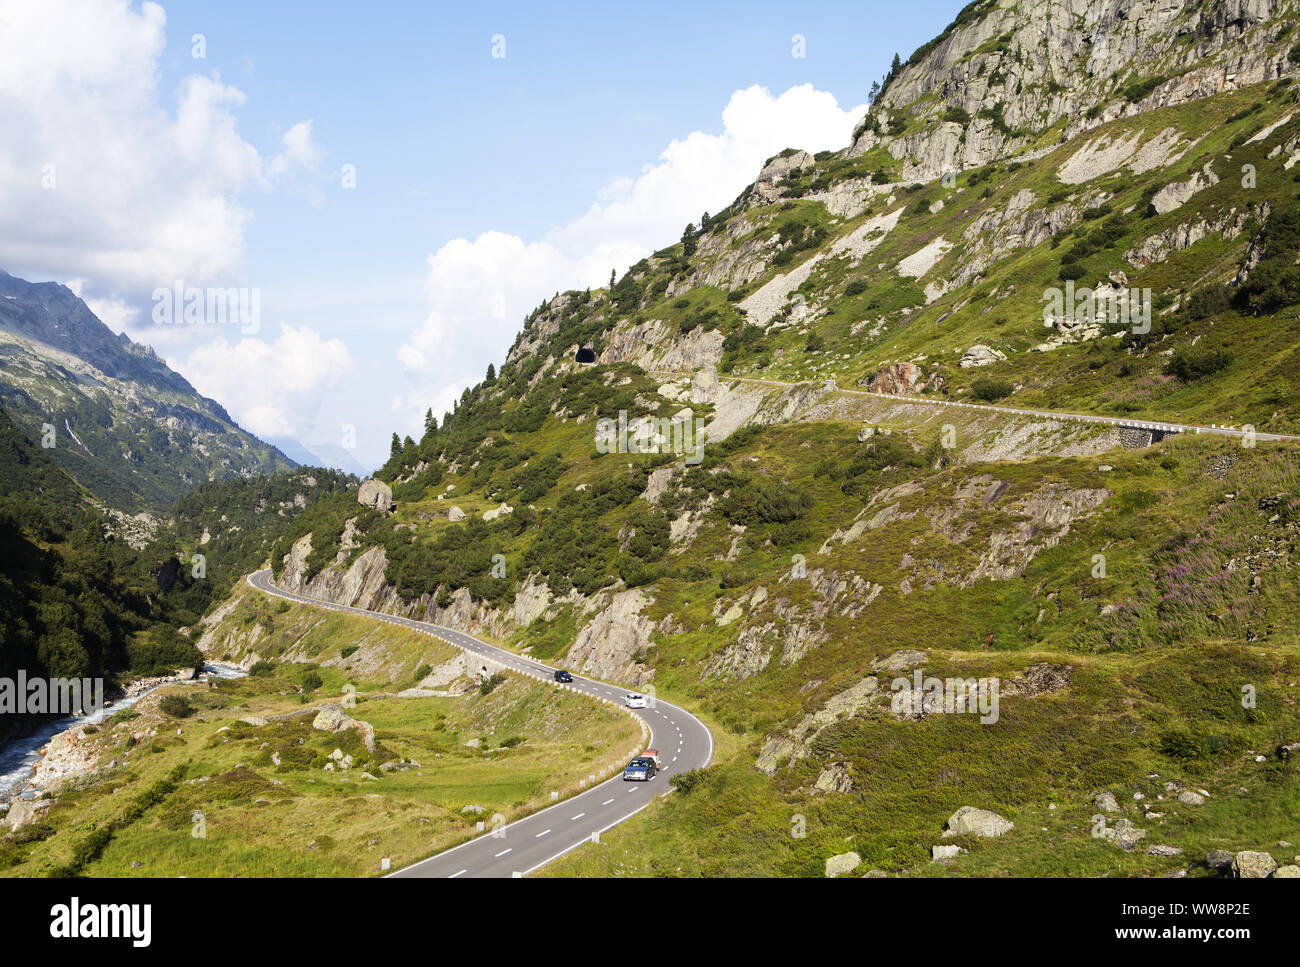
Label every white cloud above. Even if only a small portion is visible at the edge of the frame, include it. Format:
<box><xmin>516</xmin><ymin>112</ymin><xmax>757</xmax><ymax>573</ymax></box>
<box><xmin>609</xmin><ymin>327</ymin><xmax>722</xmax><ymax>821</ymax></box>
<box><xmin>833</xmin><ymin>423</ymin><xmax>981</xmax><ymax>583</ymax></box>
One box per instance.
<box><xmin>267</xmin><ymin>118</ymin><xmax>327</xmax><ymax>208</ymax></box>
<box><xmin>396</xmin><ymin>83</ymin><xmax>866</xmax><ymax>431</ymax></box>
<box><xmin>279</xmin><ymin>120</ymin><xmax>321</xmax><ymax>170</ymax></box>
<box><xmin>174</xmin><ymin>323</ymin><xmax>352</xmax><ymax>439</ymax></box>
<box><xmin>0</xmin><ymin>0</ymin><xmax>266</xmax><ymax>296</ymax></box>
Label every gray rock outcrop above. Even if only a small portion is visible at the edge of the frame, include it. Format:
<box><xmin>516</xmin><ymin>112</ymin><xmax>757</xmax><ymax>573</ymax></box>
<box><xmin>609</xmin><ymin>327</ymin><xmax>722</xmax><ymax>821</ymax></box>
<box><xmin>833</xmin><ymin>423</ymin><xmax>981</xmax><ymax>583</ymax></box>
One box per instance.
<box><xmin>357</xmin><ymin>479</ymin><xmax>393</xmax><ymax>512</ymax></box>
<box><xmin>944</xmin><ymin>806</ymin><xmax>1014</xmax><ymax>838</ymax></box>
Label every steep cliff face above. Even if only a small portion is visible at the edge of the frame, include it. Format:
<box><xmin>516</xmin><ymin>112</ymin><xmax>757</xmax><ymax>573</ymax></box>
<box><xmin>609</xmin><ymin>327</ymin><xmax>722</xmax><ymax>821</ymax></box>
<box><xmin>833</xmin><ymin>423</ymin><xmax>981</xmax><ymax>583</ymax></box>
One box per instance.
<box><xmin>847</xmin><ymin>0</ymin><xmax>1296</xmax><ymax>180</ymax></box>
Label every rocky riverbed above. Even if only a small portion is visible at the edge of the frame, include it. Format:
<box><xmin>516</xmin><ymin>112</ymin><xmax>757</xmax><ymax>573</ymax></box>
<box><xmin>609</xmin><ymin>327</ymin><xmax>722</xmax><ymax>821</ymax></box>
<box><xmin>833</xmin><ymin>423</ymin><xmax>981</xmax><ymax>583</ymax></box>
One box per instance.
<box><xmin>0</xmin><ymin>663</ymin><xmax>245</xmax><ymax>807</ymax></box>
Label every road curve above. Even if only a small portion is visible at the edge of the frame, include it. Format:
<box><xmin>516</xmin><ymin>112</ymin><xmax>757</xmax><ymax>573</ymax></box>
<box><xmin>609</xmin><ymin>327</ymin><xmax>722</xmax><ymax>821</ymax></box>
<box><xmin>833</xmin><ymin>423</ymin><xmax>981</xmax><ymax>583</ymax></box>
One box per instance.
<box><xmin>246</xmin><ymin>569</ymin><xmax>713</xmax><ymax>878</ymax></box>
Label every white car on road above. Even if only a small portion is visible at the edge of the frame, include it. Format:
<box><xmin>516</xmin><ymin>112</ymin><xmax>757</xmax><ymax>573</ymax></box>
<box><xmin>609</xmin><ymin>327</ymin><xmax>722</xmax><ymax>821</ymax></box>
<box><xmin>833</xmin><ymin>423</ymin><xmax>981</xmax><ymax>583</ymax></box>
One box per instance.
<box><xmin>623</xmin><ymin>693</ymin><xmax>648</xmax><ymax>709</ymax></box>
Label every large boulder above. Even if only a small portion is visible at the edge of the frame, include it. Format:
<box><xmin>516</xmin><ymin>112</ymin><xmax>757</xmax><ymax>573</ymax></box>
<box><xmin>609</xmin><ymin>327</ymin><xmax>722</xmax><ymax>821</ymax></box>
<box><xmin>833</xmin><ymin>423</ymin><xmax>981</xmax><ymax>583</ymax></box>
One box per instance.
<box><xmin>689</xmin><ymin>366</ymin><xmax>719</xmax><ymax>404</ymax></box>
<box><xmin>1232</xmin><ymin>851</ymin><xmax>1278</xmax><ymax>878</ymax></box>
<box><xmin>824</xmin><ymin>851</ymin><xmax>861</xmax><ymax>877</ymax></box>
<box><xmin>4</xmin><ymin>796</ymin><xmax>54</xmax><ymax>831</ymax></box>
<box><xmin>312</xmin><ymin>706</ymin><xmax>376</xmax><ymax>753</ymax></box>
<box><xmin>447</xmin><ymin>506</ymin><xmax>466</xmax><ymax>522</ymax></box>
<box><xmin>357</xmin><ymin>479</ymin><xmax>393</xmax><ymax>512</ymax></box>
<box><xmin>959</xmin><ymin>344</ymin><xmax>1007</xmax><ymax>368</ymax></box>
<box><xmin>867</xmin><ymin>362</ymin><xmax>926</xmax><ymax>396</ymax></box>
<box><xmin>944</xmin><ymin>806</ymin><xmax>1014</xmax><ymax>838</ymax></box>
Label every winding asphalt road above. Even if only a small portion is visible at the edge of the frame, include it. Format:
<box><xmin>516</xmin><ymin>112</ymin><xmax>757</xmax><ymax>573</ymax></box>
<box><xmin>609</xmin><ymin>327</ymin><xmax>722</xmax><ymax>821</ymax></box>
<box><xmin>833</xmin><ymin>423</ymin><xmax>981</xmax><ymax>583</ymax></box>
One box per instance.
<box><xmin>246</xmin><ymin>569</ymin><xmax>713</xmax><ymax>878</ymax></box>
<box><xmin>654</xmin><ymin>371</ymin><xmax>1300</xmax><ymax>443</ymax></box>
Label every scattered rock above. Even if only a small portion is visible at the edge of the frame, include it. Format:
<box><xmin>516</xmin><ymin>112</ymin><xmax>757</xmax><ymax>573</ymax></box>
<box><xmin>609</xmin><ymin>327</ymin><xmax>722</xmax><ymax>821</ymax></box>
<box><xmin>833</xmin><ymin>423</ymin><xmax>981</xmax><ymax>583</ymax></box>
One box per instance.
<box><xmin>1105</xmin><ymin>818</ymin><xmax>1147</xmax><ymax>851</ymax></box>
<box><xmin>1205</xmin><ymin>849</ymin><xmax>1235</xmax><ymax>871</ymax></box>
<box><xmin>959</xmin><ymin>344</ymin><xmax>1007</xmax><ymax>368</ymax></box>
<box><xmin>866</xmin><ymin>361</ymin><xmax>929</xmax><ymax>395</ymax></box>
<box><xmin>447</xmin><ymin>506</ymin><xmax>466</xmax><ymax>522</ymax></box>
<box><xmin>1177</xmin><ymin>790</ymin><xmax>1205</xmax><ymax>806</ymax></box>
<box><xmin>813</xmin><ymin>762</ymin><xmax>854</xmax><ymax>795</ymax></box>
<box><xmin>932</xmin><ymin>844</ymin><xmax>966</xmax><ymax>862</ymax></box>
<box><xmin>870</xmin><ymin>649</ymin><xmax>927</xmax><ymax>673</ymax></box>
<box><xmin>312</xmin><ymin>706</ymin><xmax>377</xmax><ymax>752</ymax></box>
<box><xmin>1147</xmin><ymin>844</ymin><xmax>1184</xmax><ymax>857</ymax></box>
<box><xmin>944</xmin><ymin>806</ymin><xmax>1013</xmax><ymax>838</ymax></box>
<box><xmin>1232</xmin><ymin>851</ymin><xmax>1278</xmax><ymax>879</ymax></box>
<box><xmin>1092</xmin><ymin>790</ymin><xmax>1121</xmax><ymax>813</ymax></box>
<box><xmin>4</xmin><ymin>797</ymin><xmax>54</xmax><ymax>831</ymax></box>
<box><xmin>1272</xmin><ymin>865</ymin><xmax>1300</xmax><ymax>878</ymax></box>
<box><xmin>825</xmin><ymin>851</ymin><xmax>861</xmax><ymax>877</ymax></box>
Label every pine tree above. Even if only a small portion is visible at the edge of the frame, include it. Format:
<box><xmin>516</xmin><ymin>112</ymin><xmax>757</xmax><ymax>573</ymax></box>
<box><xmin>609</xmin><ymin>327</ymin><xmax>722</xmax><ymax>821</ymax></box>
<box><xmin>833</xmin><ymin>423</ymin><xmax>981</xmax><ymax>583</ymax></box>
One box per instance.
<box><xmin>390</xmin><ymin>432</ymin><xmax>401</xmax><ymax>458</ymax></box>
<box><xmin>424</xmin><ymin>408</ymin><xmax>437</xmax><ymax>434</ymax></box>
<box><xmin>486</xmin><ymin>362</ymin><xmax>496</xmax><ymax>381</ymax></box>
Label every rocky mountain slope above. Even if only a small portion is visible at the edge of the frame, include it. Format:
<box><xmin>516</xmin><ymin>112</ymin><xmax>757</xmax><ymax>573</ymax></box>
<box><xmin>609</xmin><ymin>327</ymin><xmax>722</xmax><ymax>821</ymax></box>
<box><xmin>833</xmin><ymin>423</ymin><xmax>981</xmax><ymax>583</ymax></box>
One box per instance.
<box><xmin>0</xmin><ymin>269</ymin><xmax>294</xmax><ymax>513</ymax></box>
<box><xmin>203</xmin><ymin>0</ymin><xmax>1300</xmax><ymax>877</ymax></box>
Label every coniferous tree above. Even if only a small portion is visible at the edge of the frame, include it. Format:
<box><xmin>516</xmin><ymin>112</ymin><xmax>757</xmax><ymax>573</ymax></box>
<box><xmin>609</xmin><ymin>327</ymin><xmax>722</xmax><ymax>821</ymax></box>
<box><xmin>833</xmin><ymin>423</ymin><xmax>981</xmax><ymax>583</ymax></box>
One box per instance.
<box><xmin>682</xmin><ymin>223</ymin><xmax>698</xmax><ymax>258</ymax></box>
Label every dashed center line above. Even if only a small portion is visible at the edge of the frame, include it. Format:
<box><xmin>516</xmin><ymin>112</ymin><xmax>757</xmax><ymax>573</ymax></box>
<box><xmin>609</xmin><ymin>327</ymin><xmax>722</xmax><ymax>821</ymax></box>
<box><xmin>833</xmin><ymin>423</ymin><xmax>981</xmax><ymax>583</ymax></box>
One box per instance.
<box><xmin>494</xmin><ymin>848</ymin><xmax>512</xmax><ymax>858</ymax></box>
<box><xmin>571</xmin><ymin>812</ymin><xmax>586</xmax><ymax>821</ymax></box>
<box><xmin>535</xmin><ymin>829</ymin><xmax>551</xmax><ymax>838</ymax></box>
<box><xmin>450</xmin><ymin>869</ymin><xmax>468</xmax><ymax>878</ymax></box>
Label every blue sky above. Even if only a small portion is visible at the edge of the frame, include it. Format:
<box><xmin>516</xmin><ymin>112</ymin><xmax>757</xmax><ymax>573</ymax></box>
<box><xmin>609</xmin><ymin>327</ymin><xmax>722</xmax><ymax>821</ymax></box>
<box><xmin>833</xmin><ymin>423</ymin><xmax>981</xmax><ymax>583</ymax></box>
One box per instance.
<box><xmin>0</xmin><ymin>0</ymin><xmax>967</xmax><ymax>470</ymax></box>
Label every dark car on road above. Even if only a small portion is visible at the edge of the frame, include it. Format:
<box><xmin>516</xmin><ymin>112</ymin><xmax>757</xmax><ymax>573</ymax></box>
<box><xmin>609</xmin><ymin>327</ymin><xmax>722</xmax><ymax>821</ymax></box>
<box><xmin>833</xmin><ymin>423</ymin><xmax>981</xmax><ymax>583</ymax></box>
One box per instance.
<box><xmin>623</xmin><ymin>756</ymin><xmax>657</xmax><ymax>781</ymax></box>
<box><xmin>553</xmin><ymin>669</ymin><xmax>573</xmax><ymax>683</ymax></box>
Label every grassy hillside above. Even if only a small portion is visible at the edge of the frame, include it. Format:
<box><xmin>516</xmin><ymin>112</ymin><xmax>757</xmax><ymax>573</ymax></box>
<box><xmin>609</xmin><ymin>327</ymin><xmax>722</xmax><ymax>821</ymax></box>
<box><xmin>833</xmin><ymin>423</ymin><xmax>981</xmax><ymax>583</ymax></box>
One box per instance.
<box><xmin>67</xmin><ymin>3</ymin><xmax>1300</xmax><ymax>878</ymax></box>
<box><xmin>0</xmin><ymin>591</ymin><xmax>640</xmax><ymax>877</ymax></box>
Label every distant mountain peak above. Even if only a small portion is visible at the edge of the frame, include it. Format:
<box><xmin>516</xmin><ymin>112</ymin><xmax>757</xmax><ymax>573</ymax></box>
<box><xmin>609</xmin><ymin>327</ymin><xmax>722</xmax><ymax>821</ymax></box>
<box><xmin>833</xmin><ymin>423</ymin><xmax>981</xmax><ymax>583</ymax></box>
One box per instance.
<box><xmin>0</xmin><ymin>268</ymin><xmax>294</xmax><ymax>512</ymax></box>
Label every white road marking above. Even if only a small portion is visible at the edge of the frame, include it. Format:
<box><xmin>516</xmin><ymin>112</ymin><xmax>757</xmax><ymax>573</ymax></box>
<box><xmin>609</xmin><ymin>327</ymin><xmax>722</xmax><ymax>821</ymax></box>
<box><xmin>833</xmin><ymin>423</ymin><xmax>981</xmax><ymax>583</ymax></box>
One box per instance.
<box><xmin>494</xmin><ymin>848</ymin><xmax>512</xmax><ymax>858</ymax></box>
<box><xmin>251</xmin><ymin>569</ymin><xmax>716</xmax><ymax>879</ymax></box>
<box><xmin>571</xmin><ymin>812</ymin><xmax>585</xmax><ymax>821</ymax></box>
<box><xmin>450</xmin><ymin>869</ymin><xmax>468</xmax><ymax>878</ymax></box>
